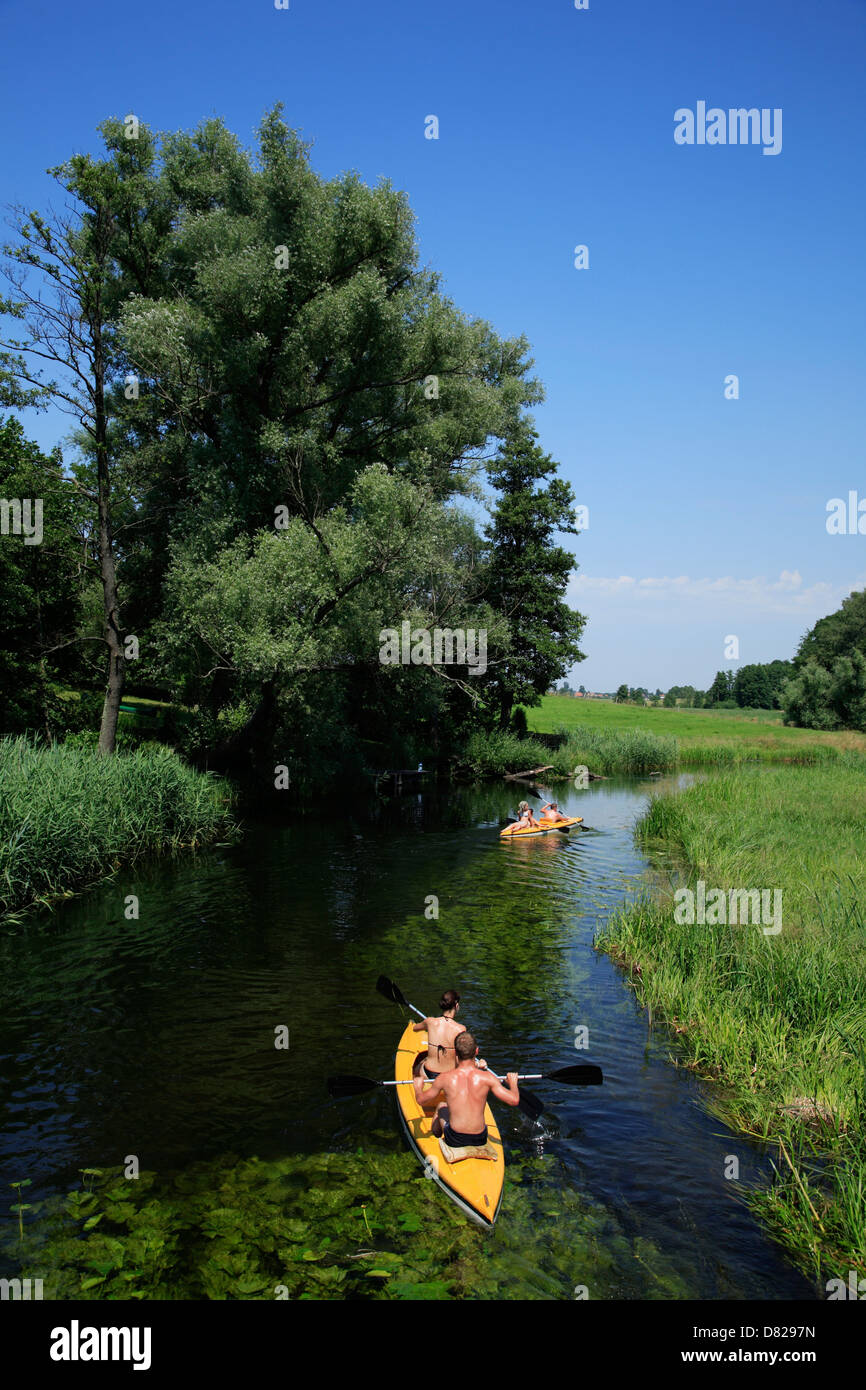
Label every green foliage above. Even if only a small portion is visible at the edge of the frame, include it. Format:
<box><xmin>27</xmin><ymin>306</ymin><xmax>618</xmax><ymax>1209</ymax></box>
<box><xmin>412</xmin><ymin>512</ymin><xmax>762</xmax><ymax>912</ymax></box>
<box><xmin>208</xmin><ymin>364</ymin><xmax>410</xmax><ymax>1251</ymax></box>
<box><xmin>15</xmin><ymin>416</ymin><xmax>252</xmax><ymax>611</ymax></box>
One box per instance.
<box><xmin>154</xmin><ymin>464</ymin><xmax>506</xmax><ymax>780</ymax></box>
<box><xmin>112</xmin><ymin>105</ymin><xmax>539</xmax><ymax>625</ymax></box>
<box><xmin>733</xmin><ymin>660</ymin><xmax>794</xmax><ymax>711</ymax></box>
<box><xmin>704</xmin><ymin>670</ymin><xmax>734</xmax><ymax>706</ymax></box>
<box><xmin>454</xmin><ymin>730</ymin><xmax>552</xmax><ymax>777</ymax></box>
<box><xmin>0</xmin><ymin>737</ymin><xmax>235</xmax><ymax>921</ymax></box>
<box><xmin>795</xmin><ymin>588</ymin><xmax>866</xmax><ymax>670</ymax></box>
<box><xmin>4</xmin><ymin>106</ymin><xmax>551</xmax><ymax>773</ymax></box>
<box><xmin>782</xmin><ymin>652</ymin><xmax>866</xmax><ymax>733</ymax></box>
<box><xmin>0</xmin><ymin>418</ymin><xmax>94</xmax><ymax>736</ymax></box>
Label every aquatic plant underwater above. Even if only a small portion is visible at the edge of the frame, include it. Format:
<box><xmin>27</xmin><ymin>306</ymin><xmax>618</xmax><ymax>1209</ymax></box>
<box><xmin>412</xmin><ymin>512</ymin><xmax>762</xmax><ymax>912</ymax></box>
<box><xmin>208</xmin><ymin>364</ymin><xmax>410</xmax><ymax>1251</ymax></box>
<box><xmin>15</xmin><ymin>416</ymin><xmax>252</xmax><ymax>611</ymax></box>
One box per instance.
<box><xmin>3</xmin><ymin>1147</ymin><xmax>695</xmax><ymax>1301</ymax></box>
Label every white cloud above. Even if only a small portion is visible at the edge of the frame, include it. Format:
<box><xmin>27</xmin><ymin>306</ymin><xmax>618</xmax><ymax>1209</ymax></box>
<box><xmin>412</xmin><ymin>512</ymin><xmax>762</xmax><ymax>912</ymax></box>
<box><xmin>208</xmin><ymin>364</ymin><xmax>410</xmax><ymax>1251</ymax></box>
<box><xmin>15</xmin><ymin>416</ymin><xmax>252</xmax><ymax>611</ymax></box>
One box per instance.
<box><xmin>567</xmin><ymin>570</ymin><xmax>861</xmax><ymax>616</ymax></box>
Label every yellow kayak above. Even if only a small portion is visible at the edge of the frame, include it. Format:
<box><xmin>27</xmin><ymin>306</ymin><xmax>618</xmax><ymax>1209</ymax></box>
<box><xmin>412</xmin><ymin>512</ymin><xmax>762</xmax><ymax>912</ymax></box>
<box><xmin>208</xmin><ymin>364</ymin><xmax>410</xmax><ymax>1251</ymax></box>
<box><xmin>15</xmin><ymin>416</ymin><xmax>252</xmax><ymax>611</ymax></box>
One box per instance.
<box><xmin>500</xmin><ymin>815</ymin><xmax>582</xmax><ymax>838</ymax></box>
<box><xmin>394</xmin><ymin>1022</ymin><xmax>504</xmax><ymax>1227</ymax></box>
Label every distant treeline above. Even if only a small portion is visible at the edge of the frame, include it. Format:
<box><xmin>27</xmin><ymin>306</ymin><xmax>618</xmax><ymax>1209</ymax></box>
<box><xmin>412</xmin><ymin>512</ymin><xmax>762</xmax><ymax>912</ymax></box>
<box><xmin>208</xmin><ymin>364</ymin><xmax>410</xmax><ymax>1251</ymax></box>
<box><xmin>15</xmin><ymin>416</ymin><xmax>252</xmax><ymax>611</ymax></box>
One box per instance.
<box><xmin>606</xmin><ymin>587</ymin><xmax>866</xmax><ymax>732</ymax></box>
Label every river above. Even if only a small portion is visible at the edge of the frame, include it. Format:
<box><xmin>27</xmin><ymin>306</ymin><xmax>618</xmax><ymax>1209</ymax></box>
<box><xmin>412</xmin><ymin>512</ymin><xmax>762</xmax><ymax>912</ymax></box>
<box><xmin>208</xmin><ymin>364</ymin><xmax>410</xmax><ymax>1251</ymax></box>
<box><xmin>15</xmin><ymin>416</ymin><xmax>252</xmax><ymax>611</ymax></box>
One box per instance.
<box><xmin>0</xmin><ymin>773</ymin><xmax>816</xmax><ymax>1299</ymax></box>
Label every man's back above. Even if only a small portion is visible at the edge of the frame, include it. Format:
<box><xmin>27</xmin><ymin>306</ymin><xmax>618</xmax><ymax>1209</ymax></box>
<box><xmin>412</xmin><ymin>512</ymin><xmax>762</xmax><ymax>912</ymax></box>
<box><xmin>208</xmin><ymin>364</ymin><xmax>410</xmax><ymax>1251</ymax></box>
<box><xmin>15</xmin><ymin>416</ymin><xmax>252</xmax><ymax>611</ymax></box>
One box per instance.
<box><xmin>418</xmin><ymin>1060</ymin><xmax>520</xmax><ymax>1135</ymax></box>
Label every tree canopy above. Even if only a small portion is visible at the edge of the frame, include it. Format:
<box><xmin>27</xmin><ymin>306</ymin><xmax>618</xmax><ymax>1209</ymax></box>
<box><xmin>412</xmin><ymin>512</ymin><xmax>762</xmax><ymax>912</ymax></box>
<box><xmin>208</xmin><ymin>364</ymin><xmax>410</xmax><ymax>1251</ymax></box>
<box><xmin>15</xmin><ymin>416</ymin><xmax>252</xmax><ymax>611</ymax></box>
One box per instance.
<box><xmin>0</xmin><ymin>107</ymin><xmax>585</xmax><ymax>781</ymax></box>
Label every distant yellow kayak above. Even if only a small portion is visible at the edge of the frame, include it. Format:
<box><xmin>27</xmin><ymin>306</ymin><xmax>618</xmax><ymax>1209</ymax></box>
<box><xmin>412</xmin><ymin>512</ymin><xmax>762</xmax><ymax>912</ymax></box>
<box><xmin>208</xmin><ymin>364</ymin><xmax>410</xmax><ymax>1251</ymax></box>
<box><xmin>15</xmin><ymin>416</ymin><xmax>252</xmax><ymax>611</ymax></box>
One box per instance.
<box><xmin>394</xmin><ymin>1022</ymin><xmax>504</xmax><ymax>1227</ymax></box>
<box><xmin>500</xmin><ymin>815</ymin><xmax>583</xmax><ymax>838</ymax></box>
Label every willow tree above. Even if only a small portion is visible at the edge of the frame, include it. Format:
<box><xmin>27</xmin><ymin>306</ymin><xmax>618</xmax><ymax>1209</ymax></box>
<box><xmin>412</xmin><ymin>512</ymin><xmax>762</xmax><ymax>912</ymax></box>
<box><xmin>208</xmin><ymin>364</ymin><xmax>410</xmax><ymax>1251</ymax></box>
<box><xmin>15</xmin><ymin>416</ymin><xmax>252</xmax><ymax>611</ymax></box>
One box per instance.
<box><xmin>115</xmin><ymin>106</ymin><xmax>541</xmax><ymax>760</ymax></box>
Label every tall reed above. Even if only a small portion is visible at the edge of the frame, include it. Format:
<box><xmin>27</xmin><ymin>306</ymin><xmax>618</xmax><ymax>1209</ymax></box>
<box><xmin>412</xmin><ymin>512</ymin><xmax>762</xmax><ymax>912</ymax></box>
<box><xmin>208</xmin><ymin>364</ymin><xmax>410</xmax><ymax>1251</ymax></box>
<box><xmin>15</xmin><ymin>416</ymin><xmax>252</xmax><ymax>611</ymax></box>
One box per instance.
<box><xmin>0</xmin><ymin>737</ymin><xmax>234</xmax><ymax>921</ymax></box>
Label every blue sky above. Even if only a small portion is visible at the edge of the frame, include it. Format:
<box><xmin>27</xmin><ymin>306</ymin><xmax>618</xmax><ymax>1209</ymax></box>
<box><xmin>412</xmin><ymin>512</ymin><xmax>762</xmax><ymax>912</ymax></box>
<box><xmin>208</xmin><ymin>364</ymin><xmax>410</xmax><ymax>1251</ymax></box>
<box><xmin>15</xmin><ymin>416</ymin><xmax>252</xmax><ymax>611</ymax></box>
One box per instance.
<box><xmin>2</xmin><ymin>0</ymin><xmax>864</xmax><ymax>690</ymax></box>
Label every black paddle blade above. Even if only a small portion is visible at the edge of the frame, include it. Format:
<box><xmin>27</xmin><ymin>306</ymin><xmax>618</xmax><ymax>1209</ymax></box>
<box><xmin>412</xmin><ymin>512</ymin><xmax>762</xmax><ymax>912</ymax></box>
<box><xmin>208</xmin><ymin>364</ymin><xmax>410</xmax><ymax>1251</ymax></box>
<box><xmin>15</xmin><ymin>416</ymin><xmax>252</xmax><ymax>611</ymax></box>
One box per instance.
<box><xmin>517</xmin><ymin>1089</ymin><xmax>545</xmax><ymax>1122</ymax></box>
<box><xmin>327</xmin><ymin>1074</ymin><xmax>380</xmax><ymax>1098</ymax></box>
<box><xmin>545</xmin><ymin>1064</ymin><xmax>604</xmax><ymax>1086</ymax></box>
<box><xmin>375</xmin><ymin>974</ymin><xmax>408</xmax><ymax>1009</ymax></box>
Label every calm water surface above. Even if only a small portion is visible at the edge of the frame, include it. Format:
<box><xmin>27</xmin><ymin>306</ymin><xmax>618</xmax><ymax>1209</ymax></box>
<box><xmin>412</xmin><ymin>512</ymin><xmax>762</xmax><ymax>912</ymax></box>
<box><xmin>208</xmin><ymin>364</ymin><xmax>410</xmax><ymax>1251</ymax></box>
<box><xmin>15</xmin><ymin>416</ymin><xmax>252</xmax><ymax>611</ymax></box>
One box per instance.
<box><xmin>0</xmin><ymin>775</ymin><xmax>816</xmax><ymax>1298</ymax></box>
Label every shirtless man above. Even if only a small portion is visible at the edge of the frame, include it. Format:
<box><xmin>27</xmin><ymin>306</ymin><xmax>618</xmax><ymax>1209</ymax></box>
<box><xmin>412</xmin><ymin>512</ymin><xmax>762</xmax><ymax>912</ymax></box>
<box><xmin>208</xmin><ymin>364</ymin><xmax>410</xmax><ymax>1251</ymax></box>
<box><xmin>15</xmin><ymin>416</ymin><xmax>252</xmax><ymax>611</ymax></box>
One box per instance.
<box><xmin>540</xmin><ymin>799</ymin><xmax>569</xmax><ymax>824</ymax></box>
<box><xmin>413</xmin><ymin>1031</ymin><xmax>520</xmax><ymax>1160</ymax></box>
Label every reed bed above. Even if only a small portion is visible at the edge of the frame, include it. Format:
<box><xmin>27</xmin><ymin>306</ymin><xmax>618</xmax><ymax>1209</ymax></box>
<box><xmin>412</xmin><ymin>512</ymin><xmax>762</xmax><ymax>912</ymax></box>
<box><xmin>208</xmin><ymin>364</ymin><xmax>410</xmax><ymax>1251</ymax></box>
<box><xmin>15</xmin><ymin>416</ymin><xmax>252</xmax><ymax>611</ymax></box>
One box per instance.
<box><xmin>597</xmin><ymin>765</ymin><xmax>866</xmax><ymax>1277</ymax></box>
<box><xmin>456</xmin><ymin>726</ymin><xmax>677</xmax><ymax>779</ymax></box>
<box><xmin>0</xmin><ymin>737</ymin><xmax>234</xmax><ymax>922</ymax></box>
<box><xmin>550</xmin><ymin>726</ymin><xmax>677</xmax><ymax>777</ymax></box>
<box><xmin>455</xmin><ymin>730</ymin><xmax>553</xmax><ymax>778</ymax></box>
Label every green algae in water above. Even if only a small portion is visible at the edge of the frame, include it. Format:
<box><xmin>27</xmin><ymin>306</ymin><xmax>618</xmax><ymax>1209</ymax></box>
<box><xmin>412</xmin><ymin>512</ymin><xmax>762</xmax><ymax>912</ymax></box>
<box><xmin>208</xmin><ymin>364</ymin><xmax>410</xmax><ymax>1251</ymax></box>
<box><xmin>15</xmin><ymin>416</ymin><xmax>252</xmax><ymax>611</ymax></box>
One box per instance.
<box><xmin>3</xmin><ymin>1150</ymin><xmax>691</xmax><ymax>1301</ymax></box>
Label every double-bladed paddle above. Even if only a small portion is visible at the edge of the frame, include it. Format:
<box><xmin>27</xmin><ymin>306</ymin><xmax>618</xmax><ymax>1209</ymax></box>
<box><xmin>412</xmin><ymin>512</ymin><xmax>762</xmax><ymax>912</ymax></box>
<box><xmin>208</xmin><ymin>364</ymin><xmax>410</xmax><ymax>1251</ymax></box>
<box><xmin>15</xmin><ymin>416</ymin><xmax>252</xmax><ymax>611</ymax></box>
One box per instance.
<box><xmin>372</xmin><ymin>975</ymin><xmax>603</xmax><ymax>1120</ymax></box>
<box><xmin>327</xmin><ymin>1063</ymin><xmax>603</xmax><ymax>1114</ymax></box>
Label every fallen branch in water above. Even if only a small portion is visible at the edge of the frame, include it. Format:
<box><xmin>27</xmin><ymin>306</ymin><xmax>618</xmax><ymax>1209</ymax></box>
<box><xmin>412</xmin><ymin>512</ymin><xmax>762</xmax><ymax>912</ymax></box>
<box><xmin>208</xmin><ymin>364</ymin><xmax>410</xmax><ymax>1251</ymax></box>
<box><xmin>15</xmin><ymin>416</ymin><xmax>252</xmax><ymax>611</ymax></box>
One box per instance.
<box><xmin>503</xmin><ymin>765</ymin><xmax>554</xmax><ymax>781</ymax></box>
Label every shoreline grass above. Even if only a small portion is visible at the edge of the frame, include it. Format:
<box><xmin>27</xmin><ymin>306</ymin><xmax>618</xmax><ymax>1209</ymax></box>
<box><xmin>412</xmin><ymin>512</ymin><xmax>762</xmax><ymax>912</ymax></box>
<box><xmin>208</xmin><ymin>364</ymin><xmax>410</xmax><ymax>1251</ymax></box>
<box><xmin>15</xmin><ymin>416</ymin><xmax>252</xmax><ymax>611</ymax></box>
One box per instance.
<box><xmin>452</xmin><ymin>725</ymin><xmax>677</xmax><ymax>780</ymax></box>
<box><xmin>0</xmin><ymin>737</ymin><xmax>236</xmax><ymax>924</ymax></box>
<box><xmin>596</xmin><ymin>765</ymin><xmax>866</xmax><ymax>1279</ymax></box>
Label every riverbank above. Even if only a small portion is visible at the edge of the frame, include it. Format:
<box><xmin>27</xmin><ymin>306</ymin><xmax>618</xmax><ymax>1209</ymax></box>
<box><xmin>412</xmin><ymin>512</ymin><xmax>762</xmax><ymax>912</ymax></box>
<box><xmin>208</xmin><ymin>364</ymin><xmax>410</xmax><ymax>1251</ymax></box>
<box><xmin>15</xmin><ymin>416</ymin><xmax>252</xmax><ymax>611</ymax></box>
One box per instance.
<box><xmin>0</xmin><ymin>737</ymin><xmax>236</xmax><ymax>923</ymax></box>
<box><xmin>596</xmin><ymin>764</ymin><xmax>866</xmax><ymax>1278</ymax></box>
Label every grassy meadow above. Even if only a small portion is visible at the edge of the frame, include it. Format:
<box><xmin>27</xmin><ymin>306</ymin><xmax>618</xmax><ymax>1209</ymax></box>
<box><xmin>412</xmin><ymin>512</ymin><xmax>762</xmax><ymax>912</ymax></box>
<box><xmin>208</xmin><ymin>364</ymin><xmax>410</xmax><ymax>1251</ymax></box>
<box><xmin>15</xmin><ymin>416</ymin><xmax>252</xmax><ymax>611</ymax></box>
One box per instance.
<box><xmin>526</xmin><ymin>694</ymin><xmax>866</xmax><ymax>768</ymax></box>
<box><xmin>597</xmin><ymin>764</ymin><xmax>866</xmax><ymax>1279</ymax></box>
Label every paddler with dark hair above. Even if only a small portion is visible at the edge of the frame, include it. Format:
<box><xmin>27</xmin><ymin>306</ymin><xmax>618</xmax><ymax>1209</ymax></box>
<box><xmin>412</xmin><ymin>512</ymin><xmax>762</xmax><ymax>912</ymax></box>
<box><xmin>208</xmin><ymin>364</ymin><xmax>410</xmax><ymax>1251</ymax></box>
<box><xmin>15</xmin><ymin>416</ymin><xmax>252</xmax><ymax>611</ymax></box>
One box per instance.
<box><xmin>539</xmin><ymin>799</ymin><xmax>569</xmax><ymax>824</ymax></box>
<box><xmin>412</xmin><ymin>988</ymin><xmax>464</xmax><ymax>1081</ymax></box>
<box><xmin>412</xmin><ymin>989</ymin><xmax>465</xmax><ymax>1134</ymax></box>
<box><xmin>413</xmin><ymin>1030</ymin><xmax>521</xmax><ymax>1162</ymax></box>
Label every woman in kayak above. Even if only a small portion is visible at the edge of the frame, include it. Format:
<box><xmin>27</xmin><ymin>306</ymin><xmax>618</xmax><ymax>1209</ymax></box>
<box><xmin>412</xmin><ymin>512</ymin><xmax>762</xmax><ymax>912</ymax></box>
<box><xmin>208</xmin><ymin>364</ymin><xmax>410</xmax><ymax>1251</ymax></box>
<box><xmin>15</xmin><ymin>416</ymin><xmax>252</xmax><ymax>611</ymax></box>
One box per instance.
<box><xmin>411</xmin><ymin>989</ymin><xmax>480</xmax><ymax>1128</ymax></box>
<box><xmin>412</xmin><ymin>989</ymin><xmax>465</xmax><ymax>1083</ymax></box>
<box><xmin>502</xmin><ymin>800</ymin><xmax>540</xmax><ymax>835</ymax></box>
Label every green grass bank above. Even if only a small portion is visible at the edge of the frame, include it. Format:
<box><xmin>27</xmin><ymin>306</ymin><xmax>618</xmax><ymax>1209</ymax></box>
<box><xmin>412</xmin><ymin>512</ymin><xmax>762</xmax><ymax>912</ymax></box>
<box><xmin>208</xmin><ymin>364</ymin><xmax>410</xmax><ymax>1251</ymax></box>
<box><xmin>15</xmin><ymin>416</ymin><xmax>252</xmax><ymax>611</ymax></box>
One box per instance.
<box><xmin>0</xmin><ymin>737</ymin><xmax>235</xmax><ymax>923</ymax></box>
<box><xmin>596</xmin><ymin>764</ymin><xmax>866</xmax><ymax>1279</ymax></box>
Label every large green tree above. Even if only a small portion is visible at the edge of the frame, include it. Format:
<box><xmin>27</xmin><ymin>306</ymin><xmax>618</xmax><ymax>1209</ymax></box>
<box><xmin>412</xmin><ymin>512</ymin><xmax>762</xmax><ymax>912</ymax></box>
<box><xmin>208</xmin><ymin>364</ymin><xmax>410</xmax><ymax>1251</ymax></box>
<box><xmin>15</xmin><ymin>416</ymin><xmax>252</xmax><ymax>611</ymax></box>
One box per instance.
<box><xmin>2</xmin><ymin>106</ymin><xmax>558</xmax><ymax>776</ymax></box>
<box><xmin>115</xmin><ymin>108</ymin><xmax>539</xmax><ymax>603</ymax></box>
<box><xmin>476</xmin><ymin>423</ymin><xmax>585</xmax><ymax>727</ymax></box>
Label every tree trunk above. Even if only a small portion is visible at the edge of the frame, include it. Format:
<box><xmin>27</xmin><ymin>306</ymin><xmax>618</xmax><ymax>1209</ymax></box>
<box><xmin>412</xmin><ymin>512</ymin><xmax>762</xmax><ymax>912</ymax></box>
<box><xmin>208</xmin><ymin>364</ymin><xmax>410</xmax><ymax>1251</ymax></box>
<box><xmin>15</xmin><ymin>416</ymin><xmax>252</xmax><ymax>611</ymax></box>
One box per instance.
<box><xmin>94</xmin><ymin>317</ymin><xmax>125</xmax><ymax>756</ymax></box>
<box><xmin>498</xmin><ymin>688</ymin><xmax>512</xmax><ymax>730</ymax></box>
